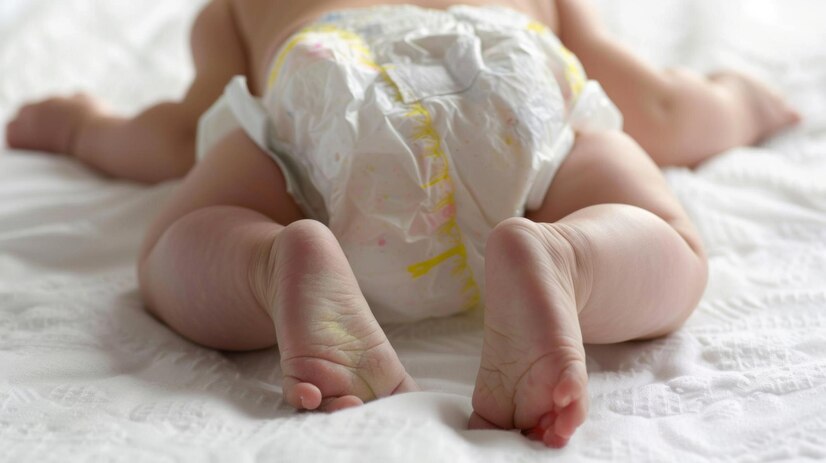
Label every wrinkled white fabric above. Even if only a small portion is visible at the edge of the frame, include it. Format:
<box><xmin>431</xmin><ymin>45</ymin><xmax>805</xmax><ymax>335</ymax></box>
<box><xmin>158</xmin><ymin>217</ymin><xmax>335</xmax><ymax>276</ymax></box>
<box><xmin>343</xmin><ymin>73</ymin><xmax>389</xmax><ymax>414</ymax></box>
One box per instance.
<box><xmin>198</xmin><ymin>5</ymin><xmax>622</xmax><ymax>323</ymax></box>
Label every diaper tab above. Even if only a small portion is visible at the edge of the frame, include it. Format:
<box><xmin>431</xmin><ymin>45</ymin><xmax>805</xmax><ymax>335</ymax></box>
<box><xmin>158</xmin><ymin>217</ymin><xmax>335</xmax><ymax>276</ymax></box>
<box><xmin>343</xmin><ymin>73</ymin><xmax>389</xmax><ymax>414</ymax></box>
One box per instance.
<box><xmin>196</xmin><ymin>77</ymin><xmax>270</xmax><ymax>160</ymax></box>
<box><xmin>568</xmin><ymin>81</ymin><xmax>624</xmax><ymax>132</ymax></box>
<box><xmin>385</xmin><ymin>32</ymin><xmax>484</xmax><ymax>104</ymax></box>
<box><xmin>225</xmin><ymin>77</ymin><xmax>270</xmax><ymax>149</ymax></box>
<box><xmin>204</xmin><ymin>76</ymin><xmax>328</xmax><ymax>223</ymax></box>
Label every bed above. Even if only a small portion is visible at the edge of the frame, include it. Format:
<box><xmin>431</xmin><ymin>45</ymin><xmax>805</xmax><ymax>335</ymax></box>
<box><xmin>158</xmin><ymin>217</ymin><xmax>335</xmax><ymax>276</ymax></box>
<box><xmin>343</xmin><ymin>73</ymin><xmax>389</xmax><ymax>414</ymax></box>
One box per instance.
<box><xmin>2</xmin><ymin>0</ymin><xmax>825</xmax><ymax>461</ymax></box>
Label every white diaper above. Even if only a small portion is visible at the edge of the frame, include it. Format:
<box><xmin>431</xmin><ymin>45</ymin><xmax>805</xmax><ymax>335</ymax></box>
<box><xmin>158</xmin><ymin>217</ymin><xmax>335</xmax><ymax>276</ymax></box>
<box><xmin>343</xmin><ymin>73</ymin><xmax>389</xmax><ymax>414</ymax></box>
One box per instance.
<box><xmin>196</xmin><ymin>5</ymin><xmax>622</xmax><ymax>324</ymax></box>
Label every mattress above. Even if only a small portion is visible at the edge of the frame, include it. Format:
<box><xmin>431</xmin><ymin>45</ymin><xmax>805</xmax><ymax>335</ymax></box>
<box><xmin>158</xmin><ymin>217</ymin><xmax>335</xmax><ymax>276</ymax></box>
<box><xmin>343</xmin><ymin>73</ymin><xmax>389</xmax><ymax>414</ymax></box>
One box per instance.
<box><xmin>1</xmin><ymin>1</ymin><xmax>825</xmax><ymax>461</ymax></box>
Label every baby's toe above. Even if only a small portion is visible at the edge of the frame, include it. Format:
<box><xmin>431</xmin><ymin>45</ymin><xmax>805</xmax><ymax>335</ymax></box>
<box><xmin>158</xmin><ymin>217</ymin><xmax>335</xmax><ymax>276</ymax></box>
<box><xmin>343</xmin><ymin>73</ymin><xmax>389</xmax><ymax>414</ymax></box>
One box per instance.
<box><xmin>543</xmin><ymin>429</ymin><xmax>571</xmax><ymax>449</ymax></box>
<box><xmin>284</xmin><ymin>377</ymin><xmax>323</xmax><ymax>410</ymax></box>
<box><xmin>782</xmin><ymin>105</ymin><xmax>802</xmax><ymax>126</ymax></box>
<box><xmin>554</xmin><ymin>396</ymin><xmax>588</xmax><ymax>441</ymax></box>
<box><xmin>553</xmin><ymin>363</ymin><xmax>587</xmax><ymax>409</ymax></box>
<box><xmin>529</xmin><ymin>408</ymin><xmax>582</xmax><ymax>449</ymax></box>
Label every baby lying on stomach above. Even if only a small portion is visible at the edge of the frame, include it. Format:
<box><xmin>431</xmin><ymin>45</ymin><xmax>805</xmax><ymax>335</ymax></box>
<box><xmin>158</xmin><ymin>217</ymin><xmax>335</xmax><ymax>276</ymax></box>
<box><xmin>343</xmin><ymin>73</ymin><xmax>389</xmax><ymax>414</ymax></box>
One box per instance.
<box><xmin>6</xmin><ymin>0</ymin><xmax>799</xmax><ymax>448</ymax></box>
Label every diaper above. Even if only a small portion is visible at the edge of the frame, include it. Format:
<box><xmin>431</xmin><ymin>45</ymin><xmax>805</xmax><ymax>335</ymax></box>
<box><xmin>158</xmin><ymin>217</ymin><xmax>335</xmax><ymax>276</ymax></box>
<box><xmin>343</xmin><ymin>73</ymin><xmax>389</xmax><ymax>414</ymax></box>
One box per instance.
<box><xmin>196</xmin><ymin>5</ymin><xmax>622</xmax><ymax>324</ymax></box>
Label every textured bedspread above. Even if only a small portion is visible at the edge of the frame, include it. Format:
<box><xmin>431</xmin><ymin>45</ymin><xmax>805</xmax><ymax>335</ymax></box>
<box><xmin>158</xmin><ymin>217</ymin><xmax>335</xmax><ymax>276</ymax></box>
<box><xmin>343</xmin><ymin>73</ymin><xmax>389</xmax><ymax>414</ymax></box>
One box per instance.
<box><xmin>2</xmin><ymin>1</ymin><xmax>826</xmax><ymax>461</ymax></box>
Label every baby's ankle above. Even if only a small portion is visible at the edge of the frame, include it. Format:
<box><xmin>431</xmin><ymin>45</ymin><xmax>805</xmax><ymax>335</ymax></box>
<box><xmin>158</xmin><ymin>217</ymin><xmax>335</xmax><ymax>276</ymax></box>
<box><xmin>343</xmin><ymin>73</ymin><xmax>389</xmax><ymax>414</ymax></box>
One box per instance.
<box><xmin>537</xmin><ymin>222</ymin><xmax>594</xmax><ymax>314</ymax></box>
<box><xmin>247</xmin><ymin>228</ymin><xmax>284</xmax><ymax>321</ymax></box>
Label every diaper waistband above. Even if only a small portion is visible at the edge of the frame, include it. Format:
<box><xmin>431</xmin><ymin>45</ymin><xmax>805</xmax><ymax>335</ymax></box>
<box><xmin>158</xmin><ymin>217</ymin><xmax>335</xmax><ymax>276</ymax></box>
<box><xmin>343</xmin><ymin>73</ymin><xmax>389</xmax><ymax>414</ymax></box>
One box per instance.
<box><xmin>265</xmin><ymin>5</ymin><xmax>552</xmax><ymax>87</ymax></box>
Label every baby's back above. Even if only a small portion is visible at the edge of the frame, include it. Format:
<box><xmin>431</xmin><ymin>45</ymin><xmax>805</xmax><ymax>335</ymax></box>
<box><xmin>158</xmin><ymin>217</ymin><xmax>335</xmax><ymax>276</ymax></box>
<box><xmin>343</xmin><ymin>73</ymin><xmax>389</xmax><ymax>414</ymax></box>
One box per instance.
<box><xmin>228</xmin><ymin>0</ymin><xmax>558</xmax><ymax>94</ymax></box>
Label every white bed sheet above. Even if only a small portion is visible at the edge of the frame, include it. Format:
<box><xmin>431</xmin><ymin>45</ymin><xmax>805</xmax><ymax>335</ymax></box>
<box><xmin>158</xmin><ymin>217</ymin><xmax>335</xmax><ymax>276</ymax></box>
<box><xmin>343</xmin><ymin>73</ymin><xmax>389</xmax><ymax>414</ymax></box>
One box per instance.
<box><xmin>1</xmin><ymin>1</ymin><xmax>826</xmax><ymax>461</ymax></box>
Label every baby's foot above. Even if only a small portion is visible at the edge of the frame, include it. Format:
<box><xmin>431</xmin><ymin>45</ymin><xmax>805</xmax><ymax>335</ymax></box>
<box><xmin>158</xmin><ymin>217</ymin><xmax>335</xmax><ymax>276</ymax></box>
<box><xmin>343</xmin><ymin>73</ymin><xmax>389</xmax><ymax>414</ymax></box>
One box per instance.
<box><xmin>5</xmin><ymin>93</ymin><xmax>102</xmax><ymax>155</ymax></box>
<box><xmin>470</xmin><ymin>218</ymin><xmax>589</xmax><ymax>448</ymax></box>
<box><xmin>265</xmin><ymin>220</ymin><xmax>417</xmax><ymax>412</ymax></box>
<box><xmin>711</xmin><ymin>71</ymin><xmax>801</xmax><ymax>143</ymax></box>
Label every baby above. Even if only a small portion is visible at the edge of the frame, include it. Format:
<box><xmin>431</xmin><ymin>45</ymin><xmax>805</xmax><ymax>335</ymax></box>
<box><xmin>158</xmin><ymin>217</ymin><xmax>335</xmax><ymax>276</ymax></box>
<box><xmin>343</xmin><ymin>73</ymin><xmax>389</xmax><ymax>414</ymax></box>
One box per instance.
<box><xmin>6</xmin><ymin>0</ymin><xmax>800</xmax><ymax>448</ymax></box>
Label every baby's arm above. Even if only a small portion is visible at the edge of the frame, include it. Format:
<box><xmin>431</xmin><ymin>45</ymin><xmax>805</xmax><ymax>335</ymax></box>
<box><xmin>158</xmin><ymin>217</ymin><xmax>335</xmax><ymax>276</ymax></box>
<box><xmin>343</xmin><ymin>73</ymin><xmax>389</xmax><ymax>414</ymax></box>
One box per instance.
<box><xmin>5</xmin><ymin>0</ymin><xmax>246</xmax><ymax>183</ymax></box>
<box><xmin>554</xmin><ymin>0</ymin><xmax>800</xmax><ymax>167</ymax></box>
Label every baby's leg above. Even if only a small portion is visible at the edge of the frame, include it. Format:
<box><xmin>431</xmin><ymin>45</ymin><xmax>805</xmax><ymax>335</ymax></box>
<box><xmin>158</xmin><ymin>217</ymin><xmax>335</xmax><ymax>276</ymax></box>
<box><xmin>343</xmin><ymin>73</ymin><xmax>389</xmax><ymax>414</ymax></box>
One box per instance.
<box><xmin>470</xmin><ymin>131</ymin><xmax>707</xmax><ymax>447</ymax></box>
<box><xmin>555</xmin><ymin>0</ymin><xmax>800</xmax><ymax>167</ymax></box>
<box><xmin>139</xmin><ymin>130</ymin><xmax>417</xmax><ymax>411</ymax></box>
<box><xmin>6</xmin><ymin>0</ymin><xmax>245</xmax><ymax>183</ymax></box>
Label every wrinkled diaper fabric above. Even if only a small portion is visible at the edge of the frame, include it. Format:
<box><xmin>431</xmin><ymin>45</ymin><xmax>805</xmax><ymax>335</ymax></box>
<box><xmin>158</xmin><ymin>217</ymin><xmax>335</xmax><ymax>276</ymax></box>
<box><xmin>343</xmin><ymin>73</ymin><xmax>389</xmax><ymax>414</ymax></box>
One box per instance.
<box><xmin>196</xmin><ymin>5</ymin><xmax>623</xmax><ymax>324</ymax></box>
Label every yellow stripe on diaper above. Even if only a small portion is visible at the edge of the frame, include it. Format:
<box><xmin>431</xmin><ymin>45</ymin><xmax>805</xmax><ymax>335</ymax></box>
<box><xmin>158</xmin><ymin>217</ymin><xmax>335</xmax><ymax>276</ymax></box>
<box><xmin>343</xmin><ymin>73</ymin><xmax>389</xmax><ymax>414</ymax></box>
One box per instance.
<box><xmin>407</xmin><ymin>244</ymin><xmax>465</xmax><ymax>279</ymax></box>
<box><xmin>267</xmin><ymin>25</ymin><xmax>377</xmax><ymax>90</ymax></box>
<box><xmin>401</xmin><ymin>96</ymin><xmax>481</xmax><ymax>309</ymax></box>
<box><xmin>399</xmin><ymin>99</ymin><xmax>475</xmax><ymax>292</ymax></box>
<box><xmin>373</xmin><ymin>41</ymin><xmax>481</xmax><ymax>307</ymax></box>
<box><xmin>558</xmin><ymin>46</ymin><xmax>586</xmax><ymax>97</ymax></box>
<box><xmin>527</xmin><ymin>21</ymin><xmax>548</xmax><ymax>35</ymax></box>
<box><xmin>421</xmin><ymin>171</ymin><xmax>451</xmax><ymax>189</ymax></box>
<box><xmin>267</xmin><ymin>28</ymin><xmax>316</xmax><ymax>90</ymax></box>
<box><xmin>526</xmin><ymin>21</ymin><xmax>586</xmax><ymax>98</ymax></box>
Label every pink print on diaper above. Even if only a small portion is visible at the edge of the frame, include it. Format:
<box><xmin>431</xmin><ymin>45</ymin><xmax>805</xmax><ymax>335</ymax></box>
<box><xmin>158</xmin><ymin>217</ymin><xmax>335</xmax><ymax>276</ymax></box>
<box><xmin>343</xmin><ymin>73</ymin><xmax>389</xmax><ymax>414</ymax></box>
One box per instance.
<box><xmin>302</xmin><ymin>41</ymin><xmax>334</xmax><ymax>60</ymax></box>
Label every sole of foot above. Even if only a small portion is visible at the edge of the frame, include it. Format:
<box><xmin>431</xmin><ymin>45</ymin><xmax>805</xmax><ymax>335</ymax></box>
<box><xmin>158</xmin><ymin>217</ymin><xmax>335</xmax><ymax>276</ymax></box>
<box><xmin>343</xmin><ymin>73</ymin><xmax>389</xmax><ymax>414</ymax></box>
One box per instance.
<box><xmin>469</xmin><ymin>218</ymin><xmax>589</xmax><ymax>448</ymax></box>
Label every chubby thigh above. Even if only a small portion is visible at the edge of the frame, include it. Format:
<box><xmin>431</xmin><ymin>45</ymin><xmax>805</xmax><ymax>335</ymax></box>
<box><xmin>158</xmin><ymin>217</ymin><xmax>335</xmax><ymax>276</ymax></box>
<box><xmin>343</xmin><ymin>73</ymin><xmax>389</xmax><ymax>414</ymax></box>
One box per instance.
<box><xmin>139</xmin><ymin>129</ymin><xmax>305</xmax><ymax>265</ymax></box>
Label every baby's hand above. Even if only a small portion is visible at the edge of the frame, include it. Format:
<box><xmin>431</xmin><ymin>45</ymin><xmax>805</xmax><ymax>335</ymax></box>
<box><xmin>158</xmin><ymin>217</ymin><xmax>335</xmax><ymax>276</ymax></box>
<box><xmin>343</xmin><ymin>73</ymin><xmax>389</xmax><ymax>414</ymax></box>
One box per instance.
<box><xmin>5</xmin><ymin>94</ymin><xmax>105</xmax><ymax>157</ymax></box>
